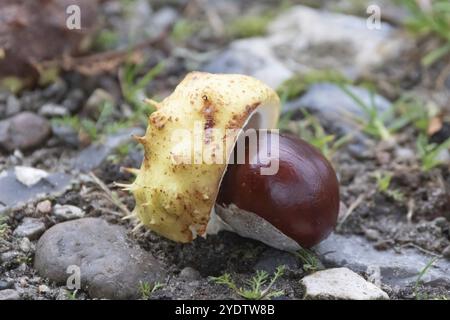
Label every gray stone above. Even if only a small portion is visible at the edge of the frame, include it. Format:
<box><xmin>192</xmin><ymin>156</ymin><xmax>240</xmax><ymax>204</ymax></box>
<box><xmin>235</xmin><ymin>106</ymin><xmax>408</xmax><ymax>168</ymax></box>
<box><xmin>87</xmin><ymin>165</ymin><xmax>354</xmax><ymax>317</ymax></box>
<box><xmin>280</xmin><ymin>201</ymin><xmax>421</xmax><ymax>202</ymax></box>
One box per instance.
<box><xmin>39</xmin><ymin>103</ymin><xmax>69</xmax><ymax>117</ymax></box>
<box><xmin>36</xmin><ymin>200</ymin><xmax>52</xmax><ymax>215</ymax></box>
<box><xmin>34</xmin><ymin>218</ymin><xmax>166</xmax><ymax>299</ymax></box>
<box><xmin>83</xmin><ymin>88</ymin><xmax>115</xmax><ymax>119</ymax></box>
<box><xmin>42</xmin><ymin>79</ymin><xmax>67</xmax><ymax>100</ymax></box>
<box><xmin>204</xmin><ymin>38</ymin><xmax>293</xmax><ymax>88</ymax></box>
<box><xmin>0</xmin><ymin>112</ymin><xmax>52</xmax><ymax>151</ymax></box>
<box><xmin>13</xmin><ymin>218</ymin><xmax>46</xmax><ymax>240</ymax></box>
<box><xmin>62</xmin><ymin>89</ymin><xmax>85</xmax><ymax>113</ymax></box>
<box><xmin>6</xmin><ymin>95</ymin><xmax>21</xmax><ymax>116</ymax></box>
<box><xmin>152</xmin><ymin>7</ymin><xmax>179</xmax><ymax>34</ymax></box>
<box><xmin>315</xmin><ymin>233</ymin><xmax>450</xmax><ymax>289</ymax></box>
<box><xmin>301</xmin><ymin>267</ymin><xmax>389</xmax><ymax>300</ymax></box>
<box><xmin>19</xmin><ymin>237</ymin><xmax>32</xmax><ymax>253</ymax></box>
<box><xmin>73</xmin><ymin>127</ymin><xmax>144</xmax><ymax>172</ymax></box>
<box><xmin>395</xmin><ymin>147</ymin><xmax>415</xmax><ymax>163</ymax></box>
<box><xmin>254</xmin><ymin>248</ymin><xmax>299</xmax><ymax>273</ymax></box>
<box><xmin>51</xmin><ymin>122</ymin><xmax>80</xmax><ymax>147</ymax></box>
<box><xmin>443</xmin><ymin>246</ymin><xmax>450</xmax><ymax>260</ymax></box>
<box><xmin>0</xmin><ymin>251</ymin><xmax>20</xmax><ymax>263</ymax></box>
<box><xmin>0</xmin><ymin>279</ymin><xmax>14</xmax><ymax>290</ymax></box>
<box><xmin>53</xmin><ymin>204</ymin><xmax>85</xmax><ymax>221</ymax></box>
<box><xmin>0</xmin><ymin>169</ymin><xmax>72</xmax><ymax>214</ymax></box>
<box><xmin>179</xmin><ymin>267</ymin><xmax>201</xmax><ymax>281</ymax></box>
<box><xmin>0</xmin><ymin>289</ymin><xmax>20</xmax><ymax>300</ymax></box>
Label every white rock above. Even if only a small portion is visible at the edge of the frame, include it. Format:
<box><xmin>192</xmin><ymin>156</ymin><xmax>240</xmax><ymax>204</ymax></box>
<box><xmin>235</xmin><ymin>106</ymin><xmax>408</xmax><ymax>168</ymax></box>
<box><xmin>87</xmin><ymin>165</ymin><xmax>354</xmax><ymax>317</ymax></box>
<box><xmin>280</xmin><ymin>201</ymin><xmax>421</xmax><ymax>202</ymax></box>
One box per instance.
<box><xmin>39</xmin><ymin>103</ymin><xmax>68</xmax><ymax>117</ymax></box>
<box><xmin>301</xmin><ymin>267</ymin><xmax>389</xmax><ymax>300</ymax></box>
<box><xmin>19</xmin><ymin>237</ymin><xmax>32</xmax><ymax>253</ymax></box>
<box><xmin>53</xmin><ymin>204</ymin><xmax>85</xmax><ymax>221</ymax></box>
<box><xmin>267</xmin><ymin>5</ymin><xmax>409</xmax><ymax>78</ymax></box>
<box><xmin>38</xmin><ymin>284</ymin><xmax>50</xmax><ymax>294</ymax></box>
<box><xmin>0</xmin><ymin>289</ymin><xmax>20</xmax><ymax>300</ymax></box>
<box><xmin>204</xmin><ymin>5</ymin><xmax>410</xmax><ymax>87</ymax></box>
<box><xmin>14</xmin><ymin>166</ymin><xmax>48</xmax><ymax>187</ymax></box>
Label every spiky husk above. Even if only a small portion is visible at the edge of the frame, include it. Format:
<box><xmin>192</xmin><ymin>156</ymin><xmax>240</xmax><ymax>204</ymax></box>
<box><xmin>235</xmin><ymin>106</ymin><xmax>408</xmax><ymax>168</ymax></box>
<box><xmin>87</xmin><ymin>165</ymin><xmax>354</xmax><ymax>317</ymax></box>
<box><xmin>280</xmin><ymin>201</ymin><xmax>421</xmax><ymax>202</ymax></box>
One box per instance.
<box><xmin>129</xmin><ymin>72</ymin><xmax>280</xmax><ymax>243</ymax></box>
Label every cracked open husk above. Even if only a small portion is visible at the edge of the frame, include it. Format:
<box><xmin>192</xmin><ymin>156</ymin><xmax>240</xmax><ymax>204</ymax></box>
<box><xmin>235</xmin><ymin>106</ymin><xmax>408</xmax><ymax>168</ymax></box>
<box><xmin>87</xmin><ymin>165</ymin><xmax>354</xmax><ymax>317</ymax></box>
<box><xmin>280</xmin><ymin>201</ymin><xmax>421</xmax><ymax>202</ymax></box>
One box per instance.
<box><xmin>127</xmin><ymin>72</ymin><xmax>280</xmax><ymax>243</ymax></box>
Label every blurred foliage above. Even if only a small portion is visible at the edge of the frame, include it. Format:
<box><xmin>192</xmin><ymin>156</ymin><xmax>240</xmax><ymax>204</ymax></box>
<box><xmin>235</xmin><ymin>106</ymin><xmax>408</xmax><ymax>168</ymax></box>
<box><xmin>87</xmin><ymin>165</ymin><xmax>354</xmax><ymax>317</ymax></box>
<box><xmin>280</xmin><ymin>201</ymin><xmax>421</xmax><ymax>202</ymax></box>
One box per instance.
<box><xmin>279</xmin><ymin>110</ymin><xmax>351</xmax><ymax>160</ymax></box>
<box><xmin>120</xmin><ymin>60</ymin><xmax>164</xmax><ymax>123</ymax></box>
<box><xmin>93</xmin><ymin>29</ymin><xmax>119</xmax><ymax>51</ymax></box>
<box><xmin>402</xmin><ymin>0</ymin><xmax>450</xmax><ymax>66</ymax></box>
<box><xmin>373</xmin><ymin>171</ymin><xmax>404</xmax><ymax>202</ymax></box>
<box><xmin>296</xmin><ymin>248</ymin><xmax>323</xmax><ymax>273</ymax></box>
<box><xmin>227</xmin><ymin>14</ymin><xmax>274</xmax><ymax>39</ymax></box>
<box><xmin>416</xmin><ymin>134</ymin><xmax>450</xmax><ymax>172</ymax></box>
<box><xmin>277</xmin><ymin>70</ymin><xmax>351</xmax><ymax>101</ymax></box>
<box><xmin>171</xmin><ymin>19</ymin><xmax>203</xmax><ymax>42</ymax></box>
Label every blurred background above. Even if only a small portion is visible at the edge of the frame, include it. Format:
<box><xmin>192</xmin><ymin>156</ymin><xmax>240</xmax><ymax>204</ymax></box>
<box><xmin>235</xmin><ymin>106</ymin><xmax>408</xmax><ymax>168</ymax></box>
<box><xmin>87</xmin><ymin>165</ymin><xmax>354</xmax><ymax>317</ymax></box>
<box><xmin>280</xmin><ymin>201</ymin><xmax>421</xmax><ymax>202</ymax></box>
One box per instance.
<box><xmin>0</xmin><ymin>0</ymin><xmax>450</xmax><ymax>300</ymax></box>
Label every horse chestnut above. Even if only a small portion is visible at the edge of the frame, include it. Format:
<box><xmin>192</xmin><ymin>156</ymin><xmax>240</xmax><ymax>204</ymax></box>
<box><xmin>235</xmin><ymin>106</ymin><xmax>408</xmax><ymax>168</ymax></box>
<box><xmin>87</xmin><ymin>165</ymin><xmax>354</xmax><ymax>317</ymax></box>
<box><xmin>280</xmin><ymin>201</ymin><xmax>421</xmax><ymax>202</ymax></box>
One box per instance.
<box><xmin>216</xmin><ymin>132</ymin><xmax>340</xmax><ymax>248</ymax></box>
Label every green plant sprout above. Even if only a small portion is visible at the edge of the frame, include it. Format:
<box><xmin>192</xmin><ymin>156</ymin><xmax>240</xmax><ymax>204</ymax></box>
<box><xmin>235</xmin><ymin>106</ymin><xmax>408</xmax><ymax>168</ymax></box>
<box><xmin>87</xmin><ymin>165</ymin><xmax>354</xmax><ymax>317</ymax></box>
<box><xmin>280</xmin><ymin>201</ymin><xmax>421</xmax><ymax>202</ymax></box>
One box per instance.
<box><xmin>65</xmin><ymin>289</ymin><xmax>78</xmax><ymax>300</ymax></box>
<box><xmin>139</xmin><ymin>281</ymin><xmax>165</xmax><ymax>300</ymax></box>
<box><xmin>416</xmin><ymin>134</ymin><xmax>450</xmax><ymax>172</ymax></box>
<box><xmin>394</xmin><ymin>95</ymin><xmax>436</xmax><ymax>134</ymax></box>
<box><xmin>120</xmin><ymin>60</ymin><xmax>164</xmax><ymax>119</ymax></box>
<box><xmin>373</xmin><ymin>171</ymin><xmax>404</xmax><ymax>202</ymax></box>
<box><xmin>210</xmin><ymin>266</ymin><xmax>285</xmax><ymax>300</ymax></box>
<box><xmin>414</xmin><ymin>257</ymin><xmax>438</xmax><ymax>300</ymax></box>
<box><xmin>295</xmin><ymin>248</ymin><xmax>323</xmax><ymax>273</ymax></box>
<box><xmin>51</xmin><ymin>101</ymin><xmax>117</xmax><ymax>142</ymax></box>
<box><xmin>279</xmin><ymin>110</ymin><xmax>351</xmax><ymax>160</ymax></box>
<box><xmin>339</xmin><ymin>84</ymin><xmax>413</xmax><ymax>141</ymax></box>
<box><xmin>402</xmin><ymin>0</ymin><xmax>450</xmax><ymax>66</ymax></box>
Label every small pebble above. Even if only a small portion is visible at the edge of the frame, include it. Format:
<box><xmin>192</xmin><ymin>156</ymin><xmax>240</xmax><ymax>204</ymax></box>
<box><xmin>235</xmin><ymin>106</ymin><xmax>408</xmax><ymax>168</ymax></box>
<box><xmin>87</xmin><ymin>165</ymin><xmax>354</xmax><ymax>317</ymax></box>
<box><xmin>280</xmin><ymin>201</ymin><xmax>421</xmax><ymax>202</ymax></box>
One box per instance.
<box><xmin>433</xmin><ymin>217</ymin><xmax>448</xmax><ymax>229</ymax></box>
<box><xmin>13</xmin><ymin>218</ymin><xmax>46</xmax><ymax>240</ymax></box>
<box><xmin>53</xmin><ymin>204</ymin><xmax>85</xmax><ymax>221</ymax></box>
<box><xmin>179</xmin><ymin>267</ymin><xmax>201</xmax><ymax>281</ymax></box>
<box><xmin>38</xmin><ymin>284</ymin><xmax>50</xmax><ymax>294</ymax></box>
<box><xmin>364</xmin><ymin>228</ymin><xmax>380</xmax><ymax>242</ymax></box>
<box><xmin>442</xmin><ymin>246</ymin><xmax>450</xmax><ymax>260</ymax></box>
<box><xmin>39</xmin><ymin>103</ymin><xmax>69</xmax><ymax>117</ymax></box>
<box><xmin>19</xmin><ymin>237</ymin><xmax>32</xmax><ymax>253</ymax></box>
<box><xmin>36</xmin><ymin>200</ymin><xmax>52</xmax><ymax>215</ymax></box>
<box><xmin>6</xmin><ymin>95</ymin><xmax>21</xmax><ymax>116</ymax></box>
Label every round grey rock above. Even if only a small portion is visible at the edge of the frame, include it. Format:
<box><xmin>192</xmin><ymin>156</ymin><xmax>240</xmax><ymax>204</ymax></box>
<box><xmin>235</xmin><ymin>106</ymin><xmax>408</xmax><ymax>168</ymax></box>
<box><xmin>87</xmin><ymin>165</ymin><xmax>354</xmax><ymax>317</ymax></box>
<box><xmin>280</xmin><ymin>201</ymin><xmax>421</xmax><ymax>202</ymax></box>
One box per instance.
<box><xmin>179</xmin><ymin>267</ymin><xmax>201</xmax><ymax>281</ymax></box>
<box><xmin>0</xmin><ymin>112</ymin><xmax>51</xmax><ymax>151</ymax></box>
<box><xmin>34</xmin><ymin>218</ymin><xmax>166</xmax><ymax>299</ymax></box>
<box><xmin>254</xmin><ymin>248</ymin><xmax>299</xmax><ymax>273</ymax></box>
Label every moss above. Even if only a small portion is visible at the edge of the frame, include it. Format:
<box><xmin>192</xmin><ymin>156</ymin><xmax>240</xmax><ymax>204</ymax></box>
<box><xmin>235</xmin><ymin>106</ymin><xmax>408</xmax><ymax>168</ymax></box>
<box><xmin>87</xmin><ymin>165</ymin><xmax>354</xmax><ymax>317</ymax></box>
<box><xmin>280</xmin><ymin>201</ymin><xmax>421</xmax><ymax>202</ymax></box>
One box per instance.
<box><xmin>94</xmin><ymin>29</ymin><xmax>119</xmax><ymax>50</ymax></box>
<box><xmin>171</xmin><ymin>19</ymin><xmax>203</xmax><ymax>42</ymax></box>
<box><xmin>227</xmin><ymin>14</ymin><xmax>273</xmax><ymax>39</ymax></box>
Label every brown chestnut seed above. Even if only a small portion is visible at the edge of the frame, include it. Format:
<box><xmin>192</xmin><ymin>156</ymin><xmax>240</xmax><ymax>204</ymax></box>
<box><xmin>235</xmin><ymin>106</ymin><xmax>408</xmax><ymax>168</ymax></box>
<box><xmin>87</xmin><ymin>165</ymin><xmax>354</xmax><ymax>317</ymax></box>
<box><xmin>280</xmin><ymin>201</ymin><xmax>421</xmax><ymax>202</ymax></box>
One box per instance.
<box><xmin>216</xmin><ymin>132</ymin><xmax>340</xmax><ymax>248</ymax></box>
